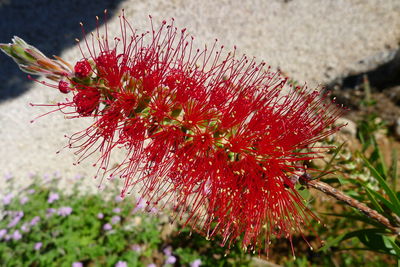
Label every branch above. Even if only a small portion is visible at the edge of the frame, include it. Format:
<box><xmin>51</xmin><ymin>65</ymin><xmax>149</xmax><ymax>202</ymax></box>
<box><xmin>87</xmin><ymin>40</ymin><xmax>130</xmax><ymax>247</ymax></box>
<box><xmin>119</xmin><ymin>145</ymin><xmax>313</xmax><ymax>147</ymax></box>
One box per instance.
<box><xmin>303</xmin><ymin>178</ymin><xmax>400</xmax><ymax>235</ymax></box>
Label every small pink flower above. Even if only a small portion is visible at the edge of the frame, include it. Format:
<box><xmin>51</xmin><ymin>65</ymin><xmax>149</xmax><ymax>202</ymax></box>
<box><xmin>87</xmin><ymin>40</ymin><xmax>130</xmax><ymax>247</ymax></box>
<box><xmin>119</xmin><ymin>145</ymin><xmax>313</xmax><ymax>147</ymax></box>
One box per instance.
<box><xmin>58</xmin><ymin>207</ymin><xmax>73</xmax><ymax>216</ymax></box>
<box><xmin>133</xmin><ymin>197</ymin><xmax>146</xmax><ymax>213</ymax></box>
<box><xmin>190</xmin><ymin>259</ymin><xmax>202</xmax><ymax>267</ymax></box>
<box><xmin>111</xmin><ymin>215</ymin><xmax>121</xmax><ymax>224</ymax></box>
<box><xmin>20</xmin><ymin>196</ymin><xmax>29</xmax><ymax>205</ymax></box>
<box><xmin>0</xmin><ymin>229</ymin><xmax>7</xmax><ymax>239</ymax></box>
<box><xmin>46</xmin><ymin>208</ymin><xmax>56</xmax><ymax>217</ymax></box>
<box><xmin>72</xmin><ymin>262</ymin><xmax>83</xmax><ymax>267</ymax></box>
<box><xmin>112</xmin><ymin>208</ymin><xmax>121</xmax><ymax>213</ymax></box>
<box><xmin>131</xmin><ymin>244</ymin><xmax>141</xmax><ymax>252</ymax></box>
<box><xmin>27</xmin><ymin>189</ymin><xmax>35</xmax><ymax>194</ymax></box>
<box><xmin>115</xmin><ymin>195</ymin><xmax>123</xmax><ymax>203</ymax></box>
<box><xmin>103</xmin><ymin>223</ymin><xmax>112</xmax><ymax>231</ymax></box>
<box><xmin>4</xmin><ymin>173</ymin><xmax>13</xmax><ymax>181</ymax></box>
<box><xmin>166</xmin><ymin>255</ymin><xmax>176</xmax><ymax>265</ymax></box>
<box><xmin>30</xmin><ymin>216</ymin><xmax>40</xmax><ymax>226</ymax></box>
<box><xmin>97</xmin><ymin>213</ymin><xmax>104</xmax><ymax>219</ymax></box>
<box><xmin>3</xmin><ymin>193</ymin><xmax>13</xmax><ymax>205</ymax></box>
<box><xmin>48</xmin><ymin>192</ymin><xmax>59</xmax><ymax>204</ymax></box>
<box><xmin>34</xmin><ymin>242</ymin><xmax>42</xmax><ymax>251</ymax></box>
<box><xmin>21</xmin><ymin>224</ymin><xmax>29</xmax><ymax>232</ymax></box>
<box><xmin>12</xmin><ymin>230</ymin><xmax>22</xmax><ymax>241</ymax></box>
<box><xmin>115</xmin><ymin>261</ymin><xmax>127</xmax><ymax>267</ymax></box>
<box><xmin>163</xmin><ymin>246</ymin><xmax>172</xmax><ymax>256</ymax></box>
<box><xmin>8</xmin><ymin>213</ymin><xmax>23</xmax><ymax>228</ymax></box>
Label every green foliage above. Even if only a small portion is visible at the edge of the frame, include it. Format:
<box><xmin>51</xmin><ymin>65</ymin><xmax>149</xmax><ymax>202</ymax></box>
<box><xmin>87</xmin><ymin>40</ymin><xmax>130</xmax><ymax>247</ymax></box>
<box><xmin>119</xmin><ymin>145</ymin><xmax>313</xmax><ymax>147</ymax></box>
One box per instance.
<box><xmin>312</xmin><ymin>113</ymin><xmax>400</xmax><ymax>265</ymax></box>
<box><xmin>0</xmin><ymin>175</ymin><xmax>249</xmax><ymax>266</ymax></box>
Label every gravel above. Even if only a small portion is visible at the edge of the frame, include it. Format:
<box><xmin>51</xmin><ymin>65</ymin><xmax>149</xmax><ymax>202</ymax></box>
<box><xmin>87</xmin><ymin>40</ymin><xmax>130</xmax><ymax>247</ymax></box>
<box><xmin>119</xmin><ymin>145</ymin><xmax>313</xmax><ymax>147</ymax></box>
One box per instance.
<box><xmin>1</xmin><ymin>0</ymin><xmax>399</xmax><ymax>190</ymax></box>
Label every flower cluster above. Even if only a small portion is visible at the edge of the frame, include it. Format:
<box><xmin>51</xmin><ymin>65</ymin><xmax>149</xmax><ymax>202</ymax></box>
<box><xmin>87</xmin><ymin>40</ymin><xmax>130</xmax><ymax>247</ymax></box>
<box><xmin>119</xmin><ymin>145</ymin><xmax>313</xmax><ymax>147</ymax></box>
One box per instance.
<box><xmin>0</xmin><ymin>11</ymin><xmax>344</xmax><ymax>253</ymax></box>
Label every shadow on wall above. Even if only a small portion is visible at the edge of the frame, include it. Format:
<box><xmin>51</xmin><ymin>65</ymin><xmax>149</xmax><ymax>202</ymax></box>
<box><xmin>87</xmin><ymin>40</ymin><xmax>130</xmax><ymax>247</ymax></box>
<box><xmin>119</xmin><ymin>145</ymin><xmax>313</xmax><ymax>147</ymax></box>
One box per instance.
<box><xmin>0</xmin><ymin>0</ymin><xmax>123</xmax><ymax>102</ymax></box>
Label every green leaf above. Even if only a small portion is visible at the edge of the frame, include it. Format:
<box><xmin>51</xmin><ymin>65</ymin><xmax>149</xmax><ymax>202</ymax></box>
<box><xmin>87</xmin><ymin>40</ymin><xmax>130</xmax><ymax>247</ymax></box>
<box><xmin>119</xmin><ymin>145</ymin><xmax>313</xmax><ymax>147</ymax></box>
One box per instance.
<box><xmin>366</xmin><ymin>186</ymin><xmax>398</xmax><ymax>215</ymax></box>
<box><xmin>322</xmin><ymin>212</ymin><xmax>386</xmax><ymax>229</ymax></box>
<box><xmin>391</xmin><ymin>148</ymin><xmax>398</xmax><ymax>191</ymax></box>
<box><xmin>314</xmin><ymin>142</ymin><xmax>345</xmax><ymax>180</ymax></box>
<box><xmin>372</xmin><ymin>137</ymin><xmax>388</xmax><ymax>178</ymax></box>
<box><xmin>364</xmin><ymin>187</ymin><xmax>385</xmax><ymax>214</ymax></box>
<box><xmin>387</xmin><ymin>238</ymin><xmax>400</xmax><ymax>259</ymax></box>
<box><xmin>361</xmin><ymin>154</ymin><xmax>400</xmax><ymax>216</ymax></box>
<box><xmin>321</xmin><ymin>228</ymin><xmax>395</xmax><ymax>256</ymax></box>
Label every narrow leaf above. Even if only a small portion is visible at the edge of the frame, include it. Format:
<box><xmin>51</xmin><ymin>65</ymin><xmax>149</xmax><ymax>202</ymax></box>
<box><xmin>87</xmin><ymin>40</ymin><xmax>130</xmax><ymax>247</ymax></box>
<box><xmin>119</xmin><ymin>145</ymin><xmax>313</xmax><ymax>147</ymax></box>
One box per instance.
<box><xmin>361</xmin><ymin>154</ymin><xmax>400</xmax><ymax>216</ymax></box>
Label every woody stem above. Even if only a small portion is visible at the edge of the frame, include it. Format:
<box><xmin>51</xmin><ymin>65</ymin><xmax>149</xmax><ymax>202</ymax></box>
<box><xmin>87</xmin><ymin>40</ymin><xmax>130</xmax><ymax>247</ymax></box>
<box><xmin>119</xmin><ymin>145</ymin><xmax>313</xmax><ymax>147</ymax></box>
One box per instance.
<box><xmin>304</xmin><ymin>179</ymin><xmax>400</xmax><ymax>235</ymax></box>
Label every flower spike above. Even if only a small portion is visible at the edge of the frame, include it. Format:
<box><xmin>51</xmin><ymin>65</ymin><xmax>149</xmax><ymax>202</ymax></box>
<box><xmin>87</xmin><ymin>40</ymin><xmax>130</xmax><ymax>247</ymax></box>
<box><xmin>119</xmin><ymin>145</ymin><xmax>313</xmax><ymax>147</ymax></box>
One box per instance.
<box><xmin>0</xmin><ymin>11</ymin><xmax>345</xmax><ymax>255</ymax></box>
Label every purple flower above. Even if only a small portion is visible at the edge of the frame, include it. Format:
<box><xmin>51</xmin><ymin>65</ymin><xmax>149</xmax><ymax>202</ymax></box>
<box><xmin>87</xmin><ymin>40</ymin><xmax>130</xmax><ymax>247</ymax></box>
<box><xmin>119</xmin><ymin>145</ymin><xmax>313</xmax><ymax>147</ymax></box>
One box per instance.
<box><xmin>4</xmin><ymin>172</ymin><xmax>13</xmax><ymax>181</ymax></box>
<box><xmin>72</xmin><ymin>262</ymin><xmax>83</xmax><ymax>267</ymax></box>
<box><xmin>53</xmin><ymin>171</ymin><xmax>61</xmax><ymax>178</ymax></box>
<box><xmin>7</xmin><ymin>211</ymin><xmax>24</xmax><ymax>228</ymax></box>
<box><xmin>113</xmin><ymin>208</ymin><xmax>121</xmax><ymax>213</ymax></box>
<box><xmin>27</xmin><ymin>189</ymin><xmax>35</xmax><ymax>194</ymax></box>
<box><xmin>46</xmin><ymin>208</ymin><xmax>56</xmax><ymax>217</ymax></box>
<box><xmin>97</xmin><ymin>213</ymin><xmax>104</xmax><ymax>219</ymax></box>
<box><xmin>166</xmin><ymin>255</ymin><xmax>176</xmax><ymax>265</ymax></box>
<box><xmin>58</xmin><ymin>207</ymin><xmax>73</xmax><ymax>216</ymax></box>
<box><xmin>150</xmin><ymin>207</ymin><xmax>158</xmax><ymax>214</ymax></box>
<box><xmin>147</xmin><ymin>264</ymin><xmax>156</xmax><ymax>267</ymax></box>
<box><xmin>133</xmin><ymin>197</ymin><xmax>146</xmax><ymax>213</ymax></box>
<box><xmin>12</xmin><ymin>230</ymin><xmax>22</xmax><ymax>241</ymax></box>
<box><xmin>163</xmin><ymin>246</ymin><xmax>172</xmax><ymax>256</ymax></box>
<box><xmin>21</xmin><ymin>224</ymin><xmax>29</xmax><ymax>232</ymax></box>
<box><xmin>20</xmin><ymin>196</ymin><xmax>29</xmax><ymax>205</ymax></box>
<box><xmin>115</xmin><ymin>261</ymin><xmax>127</xmax><ymax>267</ymax></box>
<box><xmin>74</xmin><ymin>174</ymin><xmax>83</xmax><ymax>180</ymax></box>
<box><xmin>190</xmin><ymin>259</ymin><xmax>202</xmax><ymax>267</ymax></box>
<box><xmin>8</xmin><ymin>216</ymin><xmax>22</xmax><ymax>228</ymax></box>
<box><xmin>131</xmin><ymin>244</ymin><xmax>141</xmax><ymax>252</ymax></box>
<box><xmin>34</xmin><ymin>242</ymin><xmax>42</xmax><ymax>251</ymax></box>
<box><xmin>0</xmin><ymin>229</ymin><xmax>7</xmax><ymax>239</ymax></box>
<box><xmin>115</xmin><ymin>195</ymin><xmax>123</xmax><ymax>202</ymax></box>
<box><xmin>48</xmin><ymin>192</ymin><xmax>59</xmax><ymax>203</ymax></box>
<box><xmin>3</xmin><ymin>193</ymin><xmax>13</xmax><ymax>205</ymax></box>
<box><xmin>103</xmin><ymin>223</ymin><xmax>112</xmax><ymax>231</ymax></box>
<box><xmin>111</xmin><ymin>215</ymin><xmax>121</xmax><ymax>224</ymax></box>
<box><xmin>30</xmin><ymin>216</ymin><xmax>40</xmax><ymax>226</ymax></box>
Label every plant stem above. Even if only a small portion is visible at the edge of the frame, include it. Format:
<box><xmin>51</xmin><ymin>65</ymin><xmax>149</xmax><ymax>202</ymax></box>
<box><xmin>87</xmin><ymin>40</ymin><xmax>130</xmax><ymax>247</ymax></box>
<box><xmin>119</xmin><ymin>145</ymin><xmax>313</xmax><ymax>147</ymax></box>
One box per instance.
<box><xmin>303</xmin><ymin>179</ymin><xmax>400</xmax><ymax>235</ymax></box>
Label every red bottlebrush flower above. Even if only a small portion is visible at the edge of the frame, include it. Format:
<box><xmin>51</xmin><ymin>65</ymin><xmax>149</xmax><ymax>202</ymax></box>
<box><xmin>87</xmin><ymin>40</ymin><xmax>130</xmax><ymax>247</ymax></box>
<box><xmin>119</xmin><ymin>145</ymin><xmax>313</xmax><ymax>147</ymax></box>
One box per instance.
<box><xmin>74</xmin><ymin>59</ymin><xmax>92</xmax><ymax>78</ymax></box>
<box><xmin>73</xmin><ymin>86</ymin><xmax>100</xmax><ymax>116</ymax></box>
<box><xmin>58</xmin><ymin>80</ymin><xmax>70</xmax><ymax>94</ymax></box>
<box><xmin>3</xmin><ymin>10</ymin><xmax>346</xmax><ymax>255</ymax></box>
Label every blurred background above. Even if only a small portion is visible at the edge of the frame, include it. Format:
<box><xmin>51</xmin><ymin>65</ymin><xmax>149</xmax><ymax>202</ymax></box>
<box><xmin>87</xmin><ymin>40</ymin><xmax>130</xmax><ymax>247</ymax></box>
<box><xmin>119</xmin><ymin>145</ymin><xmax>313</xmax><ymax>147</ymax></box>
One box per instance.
<box><xmin>0</xmin><ymin>0</ymin><xmax>399</xmax><ymax>179</ymax></box>
<box><xmin>0</xmin><ymin>1</ymin><xmax>400</xmax><ymax>266</ymax></box>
